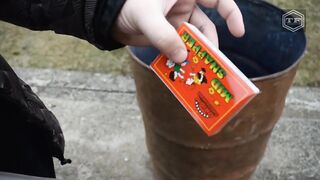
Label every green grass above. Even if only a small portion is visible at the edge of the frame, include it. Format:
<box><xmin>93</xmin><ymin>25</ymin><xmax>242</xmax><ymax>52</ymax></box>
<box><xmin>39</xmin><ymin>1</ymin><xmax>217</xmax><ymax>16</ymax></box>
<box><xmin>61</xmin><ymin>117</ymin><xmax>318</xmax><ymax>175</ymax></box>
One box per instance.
<box><xmin>0</xmin><ymin>23</ymin><xmax>131</xmax><ymax>75</ymax></box>
<box><xmin>268</xmin><ymin>0</ymin><xmax>320</xmax><ymax>86</ymax></box>
<box><xmin>0</xmin><ymin>0</ymin><xmax>319</xmax><ymax>86</ymax></box>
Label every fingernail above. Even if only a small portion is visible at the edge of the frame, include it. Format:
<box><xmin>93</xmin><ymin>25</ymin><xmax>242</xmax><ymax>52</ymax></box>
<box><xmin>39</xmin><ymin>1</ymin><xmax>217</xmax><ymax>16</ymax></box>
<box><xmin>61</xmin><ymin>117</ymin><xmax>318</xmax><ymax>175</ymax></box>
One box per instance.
<box><xmin>169</xmin><ymin>48</ymin><xmax>187</xmax><ymax>64</ymax></box>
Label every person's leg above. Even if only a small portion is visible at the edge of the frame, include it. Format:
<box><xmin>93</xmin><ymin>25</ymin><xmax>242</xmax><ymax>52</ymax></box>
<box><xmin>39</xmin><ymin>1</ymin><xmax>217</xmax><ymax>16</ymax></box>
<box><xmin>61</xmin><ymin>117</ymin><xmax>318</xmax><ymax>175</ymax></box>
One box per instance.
<box><xmin>0</xmin><ymin>99</ymin><xmax>56</xmax><ymax>178</ymax></box>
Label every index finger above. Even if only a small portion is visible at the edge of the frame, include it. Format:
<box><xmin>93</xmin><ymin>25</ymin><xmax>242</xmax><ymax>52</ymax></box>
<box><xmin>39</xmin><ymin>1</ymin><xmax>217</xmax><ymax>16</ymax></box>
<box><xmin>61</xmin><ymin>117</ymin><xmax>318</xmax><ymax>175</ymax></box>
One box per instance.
<box><xmin>198</xmin><ymin>0</ymin><xmax>245</xmax><ymax>37</ymax></box>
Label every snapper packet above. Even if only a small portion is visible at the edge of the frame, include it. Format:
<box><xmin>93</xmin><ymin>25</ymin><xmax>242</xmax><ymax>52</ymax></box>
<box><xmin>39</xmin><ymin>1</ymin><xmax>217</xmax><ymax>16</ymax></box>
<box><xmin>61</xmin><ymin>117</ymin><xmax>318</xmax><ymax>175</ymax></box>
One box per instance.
<box><xmin>151</xmin><ymin>22</ymin><xmax>260</xmax><ymax>136</ymax></box>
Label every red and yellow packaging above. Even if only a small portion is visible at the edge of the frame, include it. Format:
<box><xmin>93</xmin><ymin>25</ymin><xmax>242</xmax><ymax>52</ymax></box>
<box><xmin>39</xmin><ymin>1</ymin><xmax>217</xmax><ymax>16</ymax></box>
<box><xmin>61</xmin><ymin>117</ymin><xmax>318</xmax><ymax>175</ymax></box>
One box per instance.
<box><xmin>151</xmin><ymin>22</ymin><xmax>260</xmax><ymax>136</ymax></box>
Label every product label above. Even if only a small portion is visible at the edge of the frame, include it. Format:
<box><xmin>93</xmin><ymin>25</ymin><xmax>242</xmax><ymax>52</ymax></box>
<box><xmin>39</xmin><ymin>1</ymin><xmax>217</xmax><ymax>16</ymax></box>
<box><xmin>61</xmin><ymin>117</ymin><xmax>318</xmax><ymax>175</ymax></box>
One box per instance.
<box><xmin>151</xmin><ymin>23</ymin><xmax>259</xmax><ymax>136</ymax></box>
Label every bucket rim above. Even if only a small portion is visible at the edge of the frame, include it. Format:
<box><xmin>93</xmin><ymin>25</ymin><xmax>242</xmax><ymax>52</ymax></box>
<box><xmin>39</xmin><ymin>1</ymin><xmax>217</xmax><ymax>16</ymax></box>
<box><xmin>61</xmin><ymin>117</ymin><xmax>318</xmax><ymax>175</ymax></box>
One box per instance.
<box><xmin>126</xmin><ymin>42</ymin><xmax>306</xmax><ymax>82</ymax></box>
<box><xmin>126</xmin><ymin>0</ymin><xmax>308</xmax><ymax>82</ymax></box>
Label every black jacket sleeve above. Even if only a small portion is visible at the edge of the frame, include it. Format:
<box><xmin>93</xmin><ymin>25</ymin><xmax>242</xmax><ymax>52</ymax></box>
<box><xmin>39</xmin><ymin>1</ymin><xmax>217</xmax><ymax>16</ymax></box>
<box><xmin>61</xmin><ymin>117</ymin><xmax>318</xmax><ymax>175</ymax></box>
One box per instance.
<box><xmin>0</xmin><ymin>0</ymin><xmax>126</xmax><ymax>50</ymax></box>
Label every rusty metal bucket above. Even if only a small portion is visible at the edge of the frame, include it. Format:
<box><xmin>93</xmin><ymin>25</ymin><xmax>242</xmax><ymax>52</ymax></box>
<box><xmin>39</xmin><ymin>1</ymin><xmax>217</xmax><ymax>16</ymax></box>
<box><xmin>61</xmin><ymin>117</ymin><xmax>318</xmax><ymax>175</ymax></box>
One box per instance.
<box><xmin>127</xmin><ymin>0</ymin><xmax>307</xmax><ymax>179</ymax></box>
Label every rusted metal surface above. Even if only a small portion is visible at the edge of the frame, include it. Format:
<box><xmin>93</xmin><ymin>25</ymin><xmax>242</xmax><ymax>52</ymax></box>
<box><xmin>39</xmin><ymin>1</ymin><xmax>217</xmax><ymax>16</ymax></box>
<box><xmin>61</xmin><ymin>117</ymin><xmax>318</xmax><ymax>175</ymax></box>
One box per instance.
<box><xmin>130</xmin><ymin>56</ymin><xmax>299</xmax><ymax>180</ymax></box>
<box><xmin>128</xmin><ymin>0</ymin><xmax>306</xmax><ymax>179</ymax></box>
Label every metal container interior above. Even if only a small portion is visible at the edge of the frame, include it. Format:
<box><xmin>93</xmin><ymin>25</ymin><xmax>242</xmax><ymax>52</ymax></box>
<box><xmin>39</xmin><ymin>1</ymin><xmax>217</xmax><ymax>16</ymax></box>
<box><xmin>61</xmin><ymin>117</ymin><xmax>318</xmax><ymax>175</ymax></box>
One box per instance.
<box><xmin>128</xmin><ymin>0</ymin><xmax>306</xmax><ymax>81</ymax></box>
<box><xmin>127</xmin><ymin>0</ymin><xmax>307</xmax><ymax>179</ymax></box>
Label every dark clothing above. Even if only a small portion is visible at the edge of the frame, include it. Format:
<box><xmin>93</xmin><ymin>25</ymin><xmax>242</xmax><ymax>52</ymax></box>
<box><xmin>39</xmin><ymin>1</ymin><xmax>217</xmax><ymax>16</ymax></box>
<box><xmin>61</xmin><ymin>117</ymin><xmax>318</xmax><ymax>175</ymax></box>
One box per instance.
<box><xmin>0</xmin><ymin>0</ymin><xmax>126</xmax><ymax>50</ymax></box>
<box><xmin>0</xmin><ymin>104</ymin><xmax>56</xmax><ymax>178</ymax></box>
<box><xmin>0</xmin><ymin>0</ymin><xmax>126</xmax><ymax>177</ymax></box>
<box><xmin>0</xmin><ymin>55</ymin><xmax>66</xmax><ymax>178</ymax></box>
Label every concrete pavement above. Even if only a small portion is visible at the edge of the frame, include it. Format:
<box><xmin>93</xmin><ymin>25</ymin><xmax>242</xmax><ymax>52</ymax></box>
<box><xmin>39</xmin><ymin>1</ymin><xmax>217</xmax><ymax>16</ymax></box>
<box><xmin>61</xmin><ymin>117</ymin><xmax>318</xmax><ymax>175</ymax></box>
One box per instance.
<box><xmin>15</xmin><ymin>68</ymin><xmax>320</xmax><ymax>180</ymax></box>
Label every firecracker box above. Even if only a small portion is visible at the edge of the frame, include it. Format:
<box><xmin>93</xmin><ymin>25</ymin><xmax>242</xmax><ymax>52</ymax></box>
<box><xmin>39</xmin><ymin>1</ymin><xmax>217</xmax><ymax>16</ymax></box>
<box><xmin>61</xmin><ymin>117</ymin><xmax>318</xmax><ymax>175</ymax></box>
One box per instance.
<box><xmin>151</xmin><ymin>22</ymin><xmax>260</xmax><ymax>136</ymax></box>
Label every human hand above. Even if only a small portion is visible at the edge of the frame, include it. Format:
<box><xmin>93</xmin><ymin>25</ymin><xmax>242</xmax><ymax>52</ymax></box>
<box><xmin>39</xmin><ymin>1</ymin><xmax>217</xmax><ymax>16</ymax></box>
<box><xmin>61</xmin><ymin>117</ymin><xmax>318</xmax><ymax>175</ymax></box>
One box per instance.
<box><xmin>113</xmin><ymin>0</ymin><xmax>245</xmax><ymax>63</ymax></box>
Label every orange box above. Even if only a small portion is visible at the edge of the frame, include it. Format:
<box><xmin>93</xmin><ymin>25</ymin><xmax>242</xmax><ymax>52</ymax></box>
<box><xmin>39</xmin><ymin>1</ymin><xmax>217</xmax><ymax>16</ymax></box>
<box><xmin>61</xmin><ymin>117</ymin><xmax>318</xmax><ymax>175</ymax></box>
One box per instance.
<box><xmin>151</xmin><ymin>22</ymin><xmax>260</xmax><ymax>136</ymax></box>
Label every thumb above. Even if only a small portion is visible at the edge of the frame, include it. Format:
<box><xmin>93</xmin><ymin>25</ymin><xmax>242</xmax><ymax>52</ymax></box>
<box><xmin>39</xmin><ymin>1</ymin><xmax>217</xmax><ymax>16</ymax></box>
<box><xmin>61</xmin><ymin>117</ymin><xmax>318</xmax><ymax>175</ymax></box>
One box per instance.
<box><xmin>137</xmin><ymin>14</ymin><xmax>187</xmax><ymax>63</ymax></box>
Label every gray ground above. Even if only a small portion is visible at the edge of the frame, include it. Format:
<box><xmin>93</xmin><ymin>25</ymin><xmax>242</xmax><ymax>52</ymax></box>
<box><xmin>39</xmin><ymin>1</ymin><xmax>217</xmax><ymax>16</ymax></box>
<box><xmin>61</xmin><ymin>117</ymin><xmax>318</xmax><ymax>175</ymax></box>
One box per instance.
<box><xmin>0</xmin><ymin>0</ymin><xmax>319</xmax><ymax>179</ymax></box>
<box><xmin>14</xmin><ymin>68</ymin><xmax>320</xmax><ymax>180</ymax></box>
